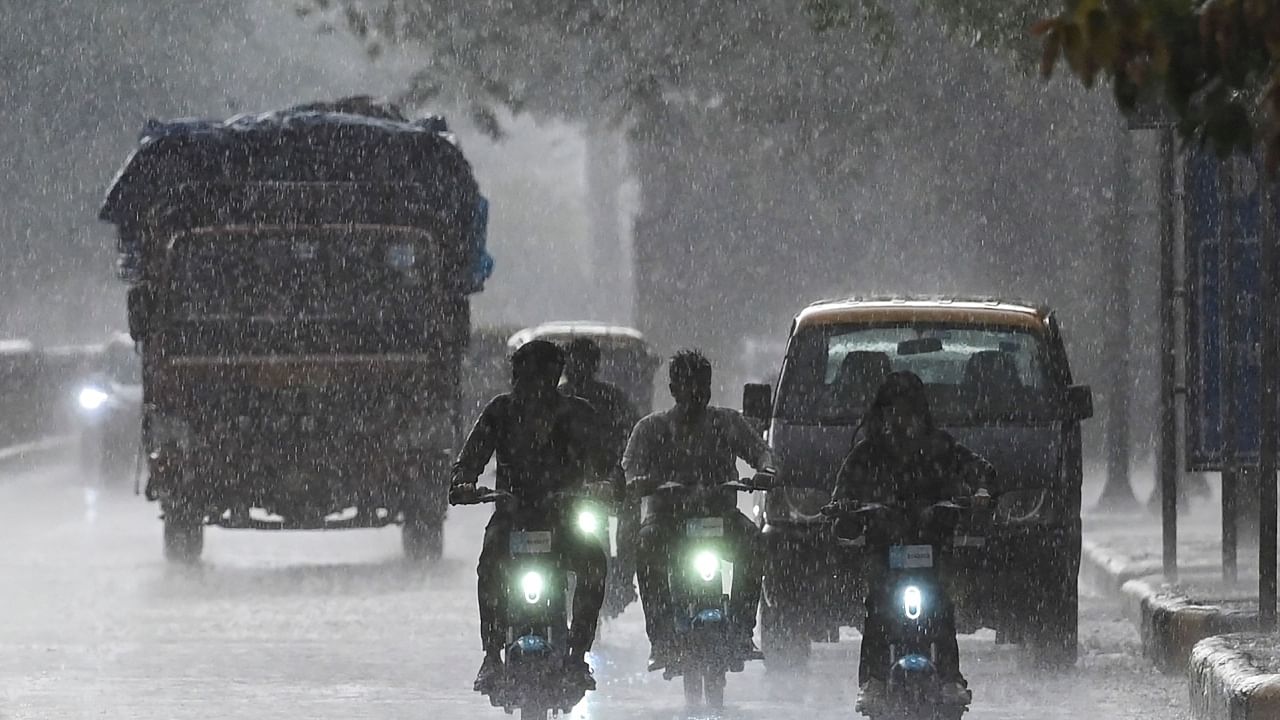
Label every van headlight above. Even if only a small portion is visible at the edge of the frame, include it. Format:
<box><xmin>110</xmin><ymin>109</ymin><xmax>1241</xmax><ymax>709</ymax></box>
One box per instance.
<box><xmin>903</xmin><ymin>585</ymin><xmax>924</xmax><ymax>620</ymax></box>
<box><xmin>78</xmin><ymin>386</ymin><xmax>110</xmax><ymax>412</ymax></box>
<box><xmin>521</xmin><ymin>571</ymin><xmax>545</xmax><ymax>604</ymax></box>
<box><xmin>693</xmin><ymin>550</ymin><xmax>719</xmax><ymax>583</ymax></box>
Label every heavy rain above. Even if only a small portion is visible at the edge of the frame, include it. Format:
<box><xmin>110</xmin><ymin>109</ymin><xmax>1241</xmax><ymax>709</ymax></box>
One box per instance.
<box><xmin>3</xmin><ymin>1</ymin><xmax>1278</xmax><ymax>719</ymax></box>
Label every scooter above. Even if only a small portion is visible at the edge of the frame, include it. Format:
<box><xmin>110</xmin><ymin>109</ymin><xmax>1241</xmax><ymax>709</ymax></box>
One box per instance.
<box><xmin>651</xmin><ymin>475</ymin><xmax>770</xmax><ymax>708</ymax></box>
<box><xmin>823</xmin><ymin>496</ymin><xmax>991</xmax><ymax>720</ymax></box>
<box><xmin>451</xmin><ymin>485</ymin><xmax>610</xmax><ymax>719</ymax></box>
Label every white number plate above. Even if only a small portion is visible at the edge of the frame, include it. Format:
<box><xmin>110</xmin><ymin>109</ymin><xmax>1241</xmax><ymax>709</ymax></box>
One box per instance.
<box><xmin>889</xmin><ymin>544</ymin><xmax>934</xmax><ymax>569</ymax></box>
<box><xmin>510</xmin><ymin>531</ymin><xmax>554</xmax><ymax>554</ymax></box>
<box><xmin>685</xmin><ymin>517</ymin><xmax>725</xmax><ymax>538</ymax></box>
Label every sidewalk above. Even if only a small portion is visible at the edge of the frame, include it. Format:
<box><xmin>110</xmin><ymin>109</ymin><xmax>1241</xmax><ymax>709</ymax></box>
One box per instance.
<box><xmin>1082</xmin><ymin>496</ymin><xmax>1280</xmax><ymax>720</ymax></box>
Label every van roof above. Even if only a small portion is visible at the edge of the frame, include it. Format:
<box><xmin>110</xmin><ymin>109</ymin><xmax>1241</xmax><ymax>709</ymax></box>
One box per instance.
<box><xmin>794</xmin><ymin>297</ymin><xmax>1050</xmax><ymax>332</ymax></box>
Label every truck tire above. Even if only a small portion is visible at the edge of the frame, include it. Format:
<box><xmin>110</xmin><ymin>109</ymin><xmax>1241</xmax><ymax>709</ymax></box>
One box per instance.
<box><xmin>402</xmin><ymin>513</ymin><xmax>444</xmax><ymax>562</ymax></box>
<box><xmin>402</xmin><ymin>458</ymin><xmax>448</xmax><ymax>562</ymax></box>
<box><xmin>163</xmin><ymin>511</ymin><xmax>204</xmax><ymax>563</ymax></box>
<box><xmin>1030</xmin><ymin>585</ymin><xmax>1078</xmax><ymax>668</ymax></box>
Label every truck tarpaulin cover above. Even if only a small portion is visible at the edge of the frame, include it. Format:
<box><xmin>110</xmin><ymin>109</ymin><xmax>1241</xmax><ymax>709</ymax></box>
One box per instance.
<box><xmin>99</xmin><ymin>97</ymin><xmax>492</xmax><ymax>294</ymax></box>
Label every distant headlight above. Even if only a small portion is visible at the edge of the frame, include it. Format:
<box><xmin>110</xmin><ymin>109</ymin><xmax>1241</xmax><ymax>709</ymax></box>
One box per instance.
<box><xmin>78</xmin><ymin>387</ymin><xmax>110</xmax><ymax>411</ymax></box>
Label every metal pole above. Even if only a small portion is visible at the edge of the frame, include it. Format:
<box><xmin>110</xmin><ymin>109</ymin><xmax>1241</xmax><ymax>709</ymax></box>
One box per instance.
<box><xmin>1221</xmin><ymin>160</ymin><xmax>1239</xmax><ymax>583</ymax></box>
<box><xmin>1259</xmin><ymin>160</ymin><xmax>1278</xmax><ymax>631</ymax></box>
<box><xmin>1159</xmin><ymin>128</ymin><xmax>1179</xmax><ymax>580</ymax></box>
<box><xmin>1099</xmin><ymin>121</ymin><xmax>1140</xmax><ymax>511</ymax></box>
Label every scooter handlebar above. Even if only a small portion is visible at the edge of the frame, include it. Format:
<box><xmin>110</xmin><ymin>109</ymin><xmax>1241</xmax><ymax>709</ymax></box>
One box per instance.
<box><xmin>448</xmin><ymin>486</ymin><xmax>513</xmax><ymax>506</ymax></box>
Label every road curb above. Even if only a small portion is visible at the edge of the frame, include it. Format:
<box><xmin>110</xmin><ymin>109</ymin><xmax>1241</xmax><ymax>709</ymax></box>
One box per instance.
<box><xmin>0</xmin><ymin>436</ymin><xmax>71</xmax><ymax>470</ymax></box>
<box><xmin>1189</xmin><ymin>634</ymin><xmax>1280</xmax><ymax>720</ymax></box>
<box><xmin>1080</xmin><ymin>538</ymin><xmax>1158</xmax><ymax>598</ymax></box>
<box><xmin>1122</xmin><ymin>576</ymin><xmax>1258</xmax><ymax>674</ymax></box>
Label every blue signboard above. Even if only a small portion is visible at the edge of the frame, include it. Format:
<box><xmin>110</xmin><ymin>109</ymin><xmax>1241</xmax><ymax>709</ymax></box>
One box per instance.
<box><xmin>1186</xmin><ymin>148</ymin><xmax>1268</xmax><ymax>469</ymax></box>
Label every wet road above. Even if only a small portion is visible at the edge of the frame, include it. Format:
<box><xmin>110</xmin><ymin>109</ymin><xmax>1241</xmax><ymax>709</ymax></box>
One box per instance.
<box><xmin>1</xmin><ymin>460</ymin><xmax>1188</xmax><ymax>719</ymax></box>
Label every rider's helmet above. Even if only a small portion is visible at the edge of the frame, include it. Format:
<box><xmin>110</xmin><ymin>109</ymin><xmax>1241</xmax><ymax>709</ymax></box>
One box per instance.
<box><xmin>563</xmin><ymin>337</ymin><xmax>601</xmax><ymax>380</ymax></box>
<box><xmin>511</xmin><ymin>339</ymin><xmax>565</xmax><ymax>392</ymax></box>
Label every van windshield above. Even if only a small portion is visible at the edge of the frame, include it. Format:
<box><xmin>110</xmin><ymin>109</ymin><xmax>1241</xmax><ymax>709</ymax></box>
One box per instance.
<box><xmin>776</xmin><ymin>323</ymin><xmax>1061</xmax><ymax>424</ymax></box>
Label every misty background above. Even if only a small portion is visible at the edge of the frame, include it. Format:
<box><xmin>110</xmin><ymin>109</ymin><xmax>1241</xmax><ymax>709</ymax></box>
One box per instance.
<box><xmin>0</xmin><ymin>0</ymin><xmax>1165</xmax><ymax>467</ymax></box>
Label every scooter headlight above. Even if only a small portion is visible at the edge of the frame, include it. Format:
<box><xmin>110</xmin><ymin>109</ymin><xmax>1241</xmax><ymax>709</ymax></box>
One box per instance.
<box><xmin>577</xmin><ymin>509</ymin><xmax>600</xmax><ymax>535</ymax></box>
<box><xmin>521</xmin><ymin>571</ymin><xmax>545</xmax><ymax>604</ymax></box>
<box><xmin>693</xmin><ymin>550</ymin><xmax>719</xmax><ymax>583</ymax></box>
<box><xmin>903</xmin><ymin>585</ymin><xmax>924</xmax><ymax>620</ymax></box>
<box><xmin>78</xmin><ymin>387</ymin><xmax>110</xmax><ymax>411</ymax></box>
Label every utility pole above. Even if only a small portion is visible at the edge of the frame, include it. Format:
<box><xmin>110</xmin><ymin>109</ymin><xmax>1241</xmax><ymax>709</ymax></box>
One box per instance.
<box><xmin>1222</xmin><ymin>162</ymin><xmax>1240</xmax><ymax>583</ymax></box>
<box><xmin>1097</xmin><ymin>119</ymin><xmax>1140</xmax><ymax>512</ymax></box>
<box><xmin>1259</xmin><ymin>161</ymin><xmax>1278</xmax><ymax>630</ymax></box>
<box><xmin>1157</xmin><ymin>128</ymin><xmax>1179</xmax><ymax>580</ymax></box>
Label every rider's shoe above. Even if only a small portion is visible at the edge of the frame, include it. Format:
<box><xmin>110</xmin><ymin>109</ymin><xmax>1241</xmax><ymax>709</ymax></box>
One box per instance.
<box><xmin>855</xmin><ymin>679</ymin><xmax>887</xmax><ymax>713</ymax></box>
<box><xmin>938</xmin><ymin>680</ymin><xmax>972</xmax><ymax>706</ymax></box>
<box><xmin>647</xmin><ymin>642</ymin><xmax>675</xmax><ymax>672</ymax></box>
<box><xmin>473</xmin><ymin>654</ymin><xmax>503</xmax><ymax>693</ymax></box>
<box><xmin>565</xmin><ymin>656</ymin><xmax>596</xmax><ymax>691</ymax></box>
<box><xmin>726</xmin><ymin>635</ymin><xmax>759</xmax><ymax>673</ymax></box>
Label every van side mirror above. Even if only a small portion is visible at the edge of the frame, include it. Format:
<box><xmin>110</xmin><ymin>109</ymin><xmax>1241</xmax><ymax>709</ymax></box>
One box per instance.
<box><xmin>743</xmin><ymin>383</ymin><xmax>773</xmax><ymax>421</ymax></box>
<box><xmin>127</xmin><ymin>285</ymin><xmax>152</xmax><ymax>342</ymax></box>
<box><xmin>1066</xmin><ymin>384</ymin><xmax>1093</xmax><ymax>421</ymax></box>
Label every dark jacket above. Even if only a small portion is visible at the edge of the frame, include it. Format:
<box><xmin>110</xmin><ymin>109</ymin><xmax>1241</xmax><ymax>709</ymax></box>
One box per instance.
<box><xmin>560</xmin><ymin>377</ymin><xmax>637</xmax><ymax>470</ymax></box>
<box><xmin>451</xmin><ymin>392</ymin><xmax>603</xmax><ymax>503</ymax></box>
<box><xmin>831</xmin><ymin>429</ymin><xmax>995</xmax><ymax>507</ymax></box>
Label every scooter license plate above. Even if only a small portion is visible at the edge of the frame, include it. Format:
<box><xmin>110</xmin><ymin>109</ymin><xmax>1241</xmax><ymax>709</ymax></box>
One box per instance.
<box><xmin>889</xmin><ymin>544</ymin><xmax>934</xmax><ymax>569</ymax></box>
<box><xmin>685</xmin><ymin>517</ymin><xmax>725</xmax><ymax>538</ymax></box>
<box><xmin>509</xmin><ymin>531</ymin><xmax>554</xmax><ymax>554</ymax></box>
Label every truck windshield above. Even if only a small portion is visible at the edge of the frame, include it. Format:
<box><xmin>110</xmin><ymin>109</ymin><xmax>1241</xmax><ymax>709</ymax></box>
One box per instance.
<box><xmin>169</xmin><ymin>226</ymin><xmax>437</xmax><ymax>321</ymax></box>
<box><xmin>776</xmin><ymin>323</ymin><xmax>1060</xmax><ymax>424</ymax></box>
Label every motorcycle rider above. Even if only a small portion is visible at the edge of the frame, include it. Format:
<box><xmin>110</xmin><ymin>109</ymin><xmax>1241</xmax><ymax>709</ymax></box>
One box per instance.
<box><xmin>559</xmin><ymin>337</ymin><xmax>640</xmax><ymax>614</ymax></box>
<box><xmin>450</xmin><ymin>339</ymin><xmax>609</xmax><ymax>693</ymax></box>
<box><xmin>623</xmin><ymin>349</ymin><xmax>775</xmax><ymax>670</ymax></box>
<box><xmin>831</xmin><ymin>370</ymin><xmax>995</xmax><ymax>710</ymax></box>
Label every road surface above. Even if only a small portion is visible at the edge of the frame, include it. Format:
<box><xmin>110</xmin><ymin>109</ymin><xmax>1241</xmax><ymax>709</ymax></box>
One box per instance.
<box><xmin>0</xmin><ymin>460</ymin><xmax>1188</xmax><ymax>719</ymax></box>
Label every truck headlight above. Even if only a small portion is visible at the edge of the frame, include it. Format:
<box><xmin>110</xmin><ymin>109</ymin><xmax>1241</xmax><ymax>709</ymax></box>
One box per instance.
<box><xmin>693</xmin><ymin>550</ymin><xmax>719</xmax><ymax>583</ymax></box>
<box><xmin>78</xmin><ymin>386</ymin><xmax>110</xmax><ymax>412</ymax></box>
<box><xmin>521</xmin><ymin>571</ymin><xmax>545</xmax><ymax>604</ymax></box>
<box><xmin>903</xmin><ymin>585</ymin><xmax>924</xmax><ymax>620</ymax></box>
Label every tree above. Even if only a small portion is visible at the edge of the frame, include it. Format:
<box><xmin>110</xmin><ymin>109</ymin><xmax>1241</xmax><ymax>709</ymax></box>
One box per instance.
<box><xmin>1034</xmin><ymin>0</ymin><xmax>1280</xmax><ymax>167</ymax></box>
